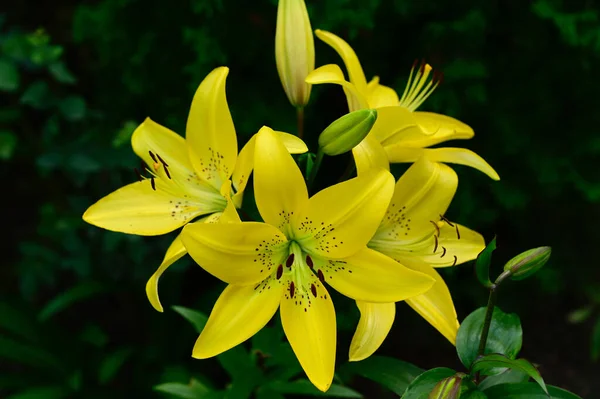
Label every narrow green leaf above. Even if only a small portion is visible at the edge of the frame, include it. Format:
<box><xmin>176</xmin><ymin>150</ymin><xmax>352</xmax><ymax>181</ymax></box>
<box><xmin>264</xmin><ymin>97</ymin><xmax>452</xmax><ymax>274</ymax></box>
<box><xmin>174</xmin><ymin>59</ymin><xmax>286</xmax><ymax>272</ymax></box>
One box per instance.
<box><xmin>477</xmin><ymin>368</ymin><xmax>529</xmax><ymax>390</ymax></box>
<box><xmin>475</xmin><ymin>237</ymin><xmax>496</xmax><ymax>288</ymax></box>
<box><xmin>483</xmin><ymin>383</ymin><xmax>582</xmax><ymax>399</ymax></box>
<box><xmin>171</xmin><ymin>306</ymin><xmax>208</xmax><ymax>333</ymax></box>
<box><xmin>339</xmin><ymin>356</ymin><xmax>423</xmax><ymax>395</ymax></box>
<box><xmin>471</xmin><ymin>354</ymin><xmax>547</xmax><ymax>395</ymax></box>
<box><xmin>154</xmin><ymin>379</ymin><xmax>211</xmax><ymax>399</ymax></box>
<box><xmin>456</xmin><ymin>307</ymin><xmax>522</xmax><ymax>369</ymax></box>
<box><xmin>0</xmin><ymin>302</ymin><xmax>38</xmax><ymax>342</ymax></box>
<box><xmin>401</xmin><ymin>368</ymin><xmax>456</xmax><ymax>399</ymax></box>
<box><xmin>6</xmin><ymin>386</ymin><xmax>69</xmax><ymax>399</ymax></box>
<box><xmin>0</xmin><ymin>334</ymin><xmax>64</xmax><ymax>371</ymax></box>
<box><xmin>591</xmin><ymin>316</ymin><xmax>600</xmax><ymax>361</ymax></box>
<box><xmin>38</xmin><ymin>281</ymin><xmax>106</xmax><ymax>321</ymax></box>
<box><xmin>98</xmin><ymin>348</ymin><xmax>133</xmax><ymax>385</ymax></box>
<box><xmin>267</xmin><ymin>380</ymin><xmax>362</xmax><ymax>397</ymax></box>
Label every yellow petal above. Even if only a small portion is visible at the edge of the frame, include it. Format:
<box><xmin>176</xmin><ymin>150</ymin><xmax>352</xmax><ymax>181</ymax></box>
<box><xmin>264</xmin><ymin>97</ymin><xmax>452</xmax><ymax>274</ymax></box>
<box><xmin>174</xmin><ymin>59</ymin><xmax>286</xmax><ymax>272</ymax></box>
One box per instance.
<box><xmin>254</xmin><ymin>127</ymin><xmax>309</xmax><ymax>234</ymax></box>
<box><xmin>186</xmin><ymin>67</ymin><xmax>238</xmax><ymax>190</ymax></box>
<box><xmin>280</xmin><ymin>275</ymin><xmax>336</xmax><ymax>392</ymax></box>
<box><xmin>375</xmin><ymin>158</ymin><xmax>458</xmax><ymax>238</ymax></box>
<box><xmin>231</xmin><ymin>132</ymin><xmax>308</xmax><ymax>208</ymax></box>
<box><xmin>297</xmin><ymin>169</ymin><xmax>394</xmax><ymax>258</ymax></box>
<box><xmin>193</xmin><ymin>281</ymin><xmax>283</xmax><ymax>358</ymax></box>
<box><xmin>314</xmin><ymin>30</ymin><xmax>368</xmax><ymax>94</ymax></box>
<box><xmin>318</xmin><ymin>247</ymin><xmax>434</xmax><ymax>302</ymax></box>
<box><xmin>369</xmin><ymin>106</ymin><xmax>423</xmax><ymax>144</ymax></box>
<box><xmin>305</xmin><ymin>64</ymin><xmax>368</xmax><ymax>111</ymax></box>
<box><xmin>384</xmin><ymin>146</ymin><xmax>500</xmax><ymax>181</ymax></box>
<box><xmin>83</xmin><ymin>180</ymin><xmax>221</xmax><ymax>236</ymax></box>
<box><xmin>351</xmin><ymin>135</ymin><xmax>390</xmax><ymax>176</ymax></box>
<box><xmin>145</xmin><ymin>234</ymin><xmax>187</xmax><ymax>312</ymax></box>
<box><xmin>366</xmin><ymin>79</ymin><xmax>400</xmax><ymax>108</ymax></box>
<box><xmin>403</xmin><ymin>264</ymin><xmax>459</xmax><ymax>344</ymax></box>
<box><xmin>349</xmin><ymin>301</ymin><xmax>395</xmax><ymax>362</ymax></box>
<box><xmin>181</xmin><ymin>222</ymin><xmax>288</xmax><ymax>285</ymax></box>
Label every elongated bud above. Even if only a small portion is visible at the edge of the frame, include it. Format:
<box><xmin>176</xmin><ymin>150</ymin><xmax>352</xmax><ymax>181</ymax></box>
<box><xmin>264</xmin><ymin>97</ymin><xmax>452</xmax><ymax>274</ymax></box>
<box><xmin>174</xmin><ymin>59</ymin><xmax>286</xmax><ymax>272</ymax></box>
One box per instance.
<box><xmin>503</xmin><ymin>246</ymin><xmax>551</xmax><ymax>280</ymax></box>
<box><xmin>429</xmin><ymin>375</ymin><xmax>463</xmax><ymax>399</ymax></box>
<box><xmin>275</xmin><ymin>0</ymin><xmax>314</xmax><ymax>107</ymax></box>
<box><xmin>319</xmin><ymin>109</ymin><xmax>377</xmax><ymax>156</ymax></box>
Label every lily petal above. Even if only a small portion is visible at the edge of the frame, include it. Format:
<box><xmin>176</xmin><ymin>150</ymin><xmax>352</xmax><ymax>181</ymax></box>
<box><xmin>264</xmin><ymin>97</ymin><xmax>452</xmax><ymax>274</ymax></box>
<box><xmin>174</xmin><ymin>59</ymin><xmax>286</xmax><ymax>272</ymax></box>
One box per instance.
<box><xmin>297</xmin><ymin>169</ymin><xmax>394</xmax><ymax>258</ymax></box>
<box><xmin>314</xmin><ymin>29</ymin><xmax>368</xmax><ymax>94</ymax></box>
<box><xmin>369</xmin><ymin>106</ymin><xmax>424</xmax><ymax>144</ymax></box>
<box><xmin>280</xmin><ymin>274</ymin><xmax>336</xmax><ymax>392</ymax></box>
<box><xmin>83</xmin><ymin>180</ymin><xmax>221</xmax><ymax>236</ymax></box>
<box><xmin>349</xmin><ymin>301</ymin><xmax>395</xmax><ymax>361</ymax></box>
<box><xmin>306</xmin><ymin>64</ymin><xmax>368</xmax><ymax>111</ymax></box>
<box><xmin>385</xmin><ymin>146</ymin><xmax>500</xmax><ymax>181</ymax></box>
<box><xmin>366</xmin><ymin>78</ymin><xmax>400</xmax><ymax>108</ymax></box>
<box><xmin>186</xmin><ymin>67</ymin><xmax>238</xmax><ymax>190</ymax></box>
<box><xmin>145</xmin><ymin>234</ymin><xmax>187</xmax><ymax>312</ymax></box>
<box><xmin>181</xmin><ymin>222</ymin><xmax>288</xmax><ymax>285</ymax></box>
<box><xmin>254</xmin><ymin>127</ymin><xmax>309</xmax><ymax>233</ymax></box>
<box><xmin>352</xmin><ymin>135</ymin><xmax>390</xmax><ymax>176</ymax></box>
<box><xmin>193</xmin><ymin>281</ymin><xmax>283</xmax><ymax>358</ymax></box>
<box><xmin>318</xmin><ymin>247</ymin><xmax>434</xmax><ymax>303</ymax></box>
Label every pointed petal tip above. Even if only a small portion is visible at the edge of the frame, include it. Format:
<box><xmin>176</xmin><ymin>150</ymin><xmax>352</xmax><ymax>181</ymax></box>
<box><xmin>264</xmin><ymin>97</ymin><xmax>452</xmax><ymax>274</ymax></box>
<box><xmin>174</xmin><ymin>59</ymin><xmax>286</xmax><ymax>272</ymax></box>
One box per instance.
<box><xmin>145</xmin><ymin>277</ymin><xmax>164</xmax><ymax>313</ymax></box>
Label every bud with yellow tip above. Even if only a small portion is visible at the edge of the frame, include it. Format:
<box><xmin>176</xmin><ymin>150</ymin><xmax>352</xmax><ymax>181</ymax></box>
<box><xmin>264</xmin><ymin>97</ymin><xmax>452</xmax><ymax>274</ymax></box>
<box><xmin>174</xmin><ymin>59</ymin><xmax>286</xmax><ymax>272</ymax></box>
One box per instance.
<box><xmin>319</xmin><ymin>109</ymin><xmax>378</xmax><ymax>156</ymax></box>
<box><xmin>275</xmin><ymin>0</ymin><xmax>314</xmax><ymax>107</ymax></box>
<box><xmin>429</xmin><ymin>374</ymin><xmax>463</xmax><ymax>399</ymax></box>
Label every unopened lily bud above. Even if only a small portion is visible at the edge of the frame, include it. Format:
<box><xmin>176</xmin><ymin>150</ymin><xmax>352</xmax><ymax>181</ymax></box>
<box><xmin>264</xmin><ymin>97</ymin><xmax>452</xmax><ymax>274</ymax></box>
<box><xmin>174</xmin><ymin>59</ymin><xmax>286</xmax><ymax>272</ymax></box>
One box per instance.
<box><xmin>429</xmin><ymin>375</ymin><xmax>463</xmax><ymax>399</ymax></box>
<box><xmin>503</xmin><ymin>246</ymin><xmax>551</xmax><ymax>280</ymax></box>
<box><xmin>319</xmin><ymin>109</ymin><xmax>377</xmax><ymax>156</ymax></box>
<box><xmin>275</xmin><ymin>0</ymin><xmax>314</xmax><ymax>107</ymax></box>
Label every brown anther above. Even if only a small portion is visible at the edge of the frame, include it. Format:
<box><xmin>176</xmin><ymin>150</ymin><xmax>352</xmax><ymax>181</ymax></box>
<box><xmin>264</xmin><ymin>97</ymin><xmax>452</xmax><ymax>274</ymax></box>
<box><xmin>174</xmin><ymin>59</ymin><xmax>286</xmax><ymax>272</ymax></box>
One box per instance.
<box><xmin>276</xmin><ymin>265</ymin><xmax>283</xmax><ymax>280</ymax></box>
<box><xmin>452</xmin><ymin>255</ymin><xmax>458</xmax><ymax>266</ymax></box>
<box><xmin>148</xmin><ymin>151</ymin><xmax>158</xmax><ymax>163</ymax></box>
<box><xmin>310</xmin><ymin>284</ymin><xmax>317</xmax><ymax>298</ymax></box>
<box><xmin>289</xmin><ymin>281</ymin><xmax>295</xmax><ymax>298</ymax></box>
<box><xmin>150</xmin><ymin>177</ymin><xmax>156</xmax><ymax>191</ymax></box>
<box><xmin>430</xmin><ymin>220</ymin><xmax>440</xmax><ymax>236</ymax></box>
<box><xmin>134</xmin><ymin>168</ymin><xmax>142</xmax><ymax>182</ymax></box>
<box><xmin>433</xmin><ymin>235</ymin><xmax>439</xmax><ymax>253</ymax></box>
<box><xmin>440</xmin><ymin>246</ymin><xmax>447</xmax><ymax>258</ymax></box>
<box><xmin>317</xmin><ymin>269</ymin><xmax>325</xmax><ymax>283</ymax></box>
<box><xmin>419</xmin><ymin>59</ymin><xmax>426</xmax><ymax>74</ymax></box>
<box><xmin>156</xmin><ymin>153</ymin><xmax>169</xmax><ymax>167</ymax></box>
<box><xmin>411</xmin><ymin>58</ymin><xmax>419</xmax><ymax>70</ymax></box>
<box><xmin>439</xmin><ymin>215</ymin><xmax>454</xmax><ymax>227</ymax></box>
<box><xmin>455</xmin><ymin>224</ymin><xmax>460</xmax><ymax>240</ymax></box>
<box><xmin>306</xmin><ymin>255</ymin><xmax>313</xmax><ymax>268</ymax></box>
<box><xmin>163</xmin><ymin>164</ymin><xmax>171</xmax><ymax>179</ymax></box>
<box><xmin>140</xmin><ymin>161</ymin><xmax>148</xmax><ymax>173</ymax></box>
<box><xmin>286</xmin><ymin>254</ymin><xmax>295</xmax><ymax>268</ymax></box>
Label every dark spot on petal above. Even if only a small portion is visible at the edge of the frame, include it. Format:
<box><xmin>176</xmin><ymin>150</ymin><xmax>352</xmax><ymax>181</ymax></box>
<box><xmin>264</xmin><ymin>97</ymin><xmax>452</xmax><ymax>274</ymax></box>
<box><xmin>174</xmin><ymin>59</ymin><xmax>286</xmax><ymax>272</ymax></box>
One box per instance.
<box><xmin>276</xmin><ymin>265</ymin><xmax>283</xmax><ymax>280</ymax></box>
<box><xmin>286</xmin><ymin>254</ymin><xmax>294</xmax><ymax>268</ymax></box>
<box><xmin>310</xmin><ymin>284</ymin><xmax>317</xmax><ymax>297</ymax></box>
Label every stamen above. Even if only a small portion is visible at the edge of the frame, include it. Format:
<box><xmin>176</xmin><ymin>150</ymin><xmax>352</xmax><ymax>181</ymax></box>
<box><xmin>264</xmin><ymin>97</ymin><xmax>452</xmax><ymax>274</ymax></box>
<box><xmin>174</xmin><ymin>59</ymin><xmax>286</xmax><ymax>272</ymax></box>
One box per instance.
<box><xmin>306</xmin><ymin>255</ymin><xmax>313</xmax><ymax>268</ymax></box>
<box><xmin>317</xmin><ymin>269</ymin><xmax>325</xmax><ymax>284</ymax></box>
<box><xmin>286</xmin><ymin>254</ymin><xmax>295</xmax><ymax>268</ymax></box>
<box><xmin>148</xmin><ymin>151</ymin><xmax>158</xmax><ymax>163</ymax></box>
<box><xmin>433</xmin><ymin>235</ymin><xmax>439</xmax><ymax>253</ymax></box>
<box><xmin>156</xmin><ymin>153</ymin><xmax>169</xmax><ymax>167</ymax></box>
<box><xmin>452</xmin><ymin>255</ymin><xmax>458</xmax><ymax>266</ymax></box>
<box><xmin>134</xmin><ymin>168</ymin><xmax>142</xmax><ymax>182</ymax></box>
<box><xmin>163</xmin><ymin>164</ymin><xmax>171</xmax><ymax>180</ymax></box>
<box><xmin>430</xmin><ymin>220</ymin><xmax>440</xmax><ymax>236</ymax></box>
<box><xmin>440</xmin><ymin>246</ymin><xmax>447</xmax><ymax>258</ymax></box>
<box><xmin>150</xmin><ymin>177</ymin><xmax>156</xmax><ymax>191</ymax></box>
<box><xmin>440</xmin><ymin>215</ymin><xmax>455</xmax><ymax>227</ymax></box>
<box><xmin>289</xmin><ymin>281</ymin><xmax>295</xmax><ymax>298</ymax></box>
<box><xmin>310</xmin><ymin>284</ymin><xmax>317</xmax><ymax>298</ymax></box>
<box><xmin>399</xmin><ymin>61</ymin><xmax>440</xmax><ymax>111</ymax></box>
<box><xmin>276</xmin><ymin>264</ymin><xmax>283</xmax><ymax>280</ymax></box>
<box><xmin>455</xmin><ymin>224</ymin><xmax>460</xmax><ymax>240</ymax></box>
<box><xmin>140</xmin><ymin>161</ymin><xmax>148</xmax><ymax>174</ymax></box>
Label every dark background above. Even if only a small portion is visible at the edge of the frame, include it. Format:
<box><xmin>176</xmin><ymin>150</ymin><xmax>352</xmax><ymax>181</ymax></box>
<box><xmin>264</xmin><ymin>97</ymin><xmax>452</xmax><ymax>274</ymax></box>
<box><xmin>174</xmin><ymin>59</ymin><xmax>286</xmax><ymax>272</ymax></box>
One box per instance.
<box><xmin>2</xmin><ymin>0</ymin><xmax>600</xmax><ymax>397</ymax></box>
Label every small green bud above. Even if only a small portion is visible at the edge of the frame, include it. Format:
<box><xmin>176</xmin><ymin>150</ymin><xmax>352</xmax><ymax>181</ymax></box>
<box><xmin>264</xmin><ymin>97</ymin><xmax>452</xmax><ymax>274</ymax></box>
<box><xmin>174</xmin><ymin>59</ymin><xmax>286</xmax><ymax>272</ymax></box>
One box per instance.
<box><xmin>318</xmin><ymin>109</ymin><xmax>377</xmax><ymax>156</ymax></box>
<box><xmin>429</xmin><ymin>375</ymin><xmax>463</xmax><ymax>399</ymax></box>
<box><xmin>503</xmin><ymin>246</ymin><xmax>551</xmax><ymax>280</ymax></box>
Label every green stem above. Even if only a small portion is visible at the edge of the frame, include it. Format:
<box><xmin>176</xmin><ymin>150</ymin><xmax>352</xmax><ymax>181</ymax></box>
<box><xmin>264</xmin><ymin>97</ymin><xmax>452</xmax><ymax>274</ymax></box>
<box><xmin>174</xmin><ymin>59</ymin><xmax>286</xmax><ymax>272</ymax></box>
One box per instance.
<box><xmin>307</xmin><ymin>148</ymin><xmax>324</xmax><ymax>190</ymax></box>
<box><xmin>477</xmin><ymin>270</ymin><xmax>512</xmax><ymax>357</ymax></box>
<box><xmin>296</xmin><ymin>107</ymin><xmax>304</xmax><ymax>139</ymax></box>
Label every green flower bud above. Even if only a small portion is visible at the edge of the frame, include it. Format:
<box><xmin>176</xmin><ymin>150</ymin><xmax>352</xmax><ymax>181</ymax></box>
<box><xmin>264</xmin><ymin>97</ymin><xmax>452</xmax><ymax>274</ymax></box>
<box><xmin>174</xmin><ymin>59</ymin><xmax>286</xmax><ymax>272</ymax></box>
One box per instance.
<box><xmin>318</xmin><ymin>109</ymin><xmax>377</xmax><ymax>156</ymax></box>
<box><xmin>503</xmin><ymin>246</ymin><xmax>551</xmax><ymax>280</ymax></box>
<box><xmin>429</xmin><ymin>375</ymin><xmax>463</xmax><ymax>399</ymax></box>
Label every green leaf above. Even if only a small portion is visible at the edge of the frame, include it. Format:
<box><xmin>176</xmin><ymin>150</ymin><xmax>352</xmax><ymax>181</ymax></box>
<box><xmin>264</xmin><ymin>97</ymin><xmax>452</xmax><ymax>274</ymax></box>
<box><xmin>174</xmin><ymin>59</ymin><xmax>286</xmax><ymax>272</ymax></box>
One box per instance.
<box><xmin>20</xmin><ymin>81</ymin><xmax>51</xmax><ymax>109</ymax></box>
<box><xmin>462</xmin><ymin>391</ymin><xmax>488</xmax><ymax>399</ymax></box>
<box><xmin>339</xmin><ymin>356</ymin><xmax>423</xmax><ymax>395</ymax></box>
<box><xmin>112</xmin><ymin>120</ymin><xmax>138</xmax><ymax>148</ymax></box>
<box><xmin>0</xmin><ymin>302</ymin><xmax>38</xmax><ymax>342</ymax></box>
<box><xmin>0</xmin><ymin>130</ymin><xmax>17</xmax><ymax>160</ymax></box>
<box><xmin>0</xmin><ymin>334</ymin><xmax>64</xmax><ymax>371</ymax></box>
<box><xmin>171</xmin><ymin>305</ymin><xmax>208</xmax><ymax>333</ymax></box>
<box><xmin>256</xmin><ymin>388</ymin><xmax>286</xmax><ymax>399</ymax></box>
<box><xmin>477</xmin><ymin>368</ymin><xmax>529</xmax><ymax>390</ymax></box>
<box><xmin>483</xmin><ymin>383</ymin><xmax>582</xmax><ymax>399</ymax></box>
<box><xmin>401</xmin><ymin>368</ymin><xmax>456</xmax><ymax>399</ymax></box>
<box><xmin>6</xmin><ymin>386</ymin><xmax>69</xmax><ymax>399</ymax></box>
<box><xmin>48</xmin><ymin>62</ymin><xmax>76</xmax><ymax>84</ymax></box>
<box><xmin>566</xmin><ymin>307</ymin><xmax>593</xmax><ymax>324</ymax></box>
<box><xmin>0</xmin><ymin>58</ymin><xmax>20</xmax><ymax>91</ymax></box>
<box><xmin>98</xmin><ymin>348</ymin><xmax>133</xmax><ymax>384</ymax></box>
<box><xmin>38</xmin><ymin>281</ymin><xmax>107</xmax><ymax>321</ymax></box>
<box><xmin>218</xmin><ymin>346</ymin><xmax>263</xmax><ymax>398</ymax></box>
<box><xmin>456</xmin><ymin>307</ymin><xmax>522</xmax><ymax>369</ymax></box>
<box><xmin>475</xmin><ymin>237</ymin><xmax>496</xmax><ymax>288</ymax></box>
<box><xmin>59</xmin><ymin>95</ymin><xmax>86</xmax><ymax>121</ymax></box>
<box><xmin>471</xmin><ymin>354</ymin><xmax>547</xmax><ymax>395</ymax></box>
<box><xmin>267</xmin><ymin>380</ymin><xmax>362</xmax><ymax>397</ymax></box>
<box><xmin>591</xmin><ymin>316</ymin><xmax>600</xmax><ymax>361</ymax></box>
<box><xmin>154</xmin><ymin>379</ymin><xmax>212</xmax><ymax>399</ymax></box>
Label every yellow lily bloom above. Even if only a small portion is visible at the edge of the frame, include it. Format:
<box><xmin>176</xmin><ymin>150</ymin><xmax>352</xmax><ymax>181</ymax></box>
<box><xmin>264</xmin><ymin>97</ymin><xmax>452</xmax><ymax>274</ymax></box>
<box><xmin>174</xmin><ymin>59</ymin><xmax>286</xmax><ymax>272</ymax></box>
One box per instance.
<box><xmin>180</xmin><ymin>127</ymin><xmax>434</xmax><ymax>391</ymax></box>
<box><xmin>349</xmin><ymin>157</ymin><xmax>485</xmax><ymax>362</ymax></box>
<box><xmin>306</xmin><ymin>29</ymin><xmax>499</xmax><ymax>180</ymax></box>
<box><xmin>82</xmin><ymin>67</ymin><xmax>307</xmax><ymax>312</ymax></box>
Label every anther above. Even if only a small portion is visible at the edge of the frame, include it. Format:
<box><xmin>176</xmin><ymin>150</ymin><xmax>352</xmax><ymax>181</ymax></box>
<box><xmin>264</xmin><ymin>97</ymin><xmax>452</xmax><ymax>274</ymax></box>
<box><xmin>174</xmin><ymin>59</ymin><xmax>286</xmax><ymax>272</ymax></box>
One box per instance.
<box><xmin>440</xmin><ymin>246</ymin><xmax>447</xmax><ymax>258</ymax></box>
<box><xmin>148</xmin><ymin>151</ymin><xmax>158</xmax><ymax>163</ymax></box>
<box><xmin>310</xmin><ymin>284</ymin><xmax>317</xmax><ymax>298</ymax></box>
<box><xmin>163</xmin><ymin>164</ymin><xmax>171</xmax><ymax>179</ymax></box>
<box><xmin>440</xmin><ymin>215</ymin><xmax>454</xmax><ymax>227</ymax></box>
<box><xmin>286</xmin><ymin>254</ymin><xmax>294</xmax><ymax>268</ymax></box>
<box><xmin>317</xmin><ymin>269</ymin><xmax>325</xmax><ymax>284</ymax></box>
<box><xmin>455</xmin><ymin>224</ymin><xmax>460</xmax><ymax>240</ymax></box>
<box><xmin>276</xmin><ymin>265</ymin><xmax>283</xmax><ymax>280</ymax></box>
<box><xmin>419</xmin><ymin>59</ymin><xmax>426</xmax><ymax>74</ymax></box>
<box><xmin>134</xmin><ymin>168</ymin><xmax>142</xmax><ymax>182</ymax></box>
<box><xmin>306</xmin><ymin>255</ymin><xmax>313</xmax><ymax>268</ymax></box>
<box><xmin>430</xmin><ymin>220</ymin><xmax>440</xmax><ymax>236</ymax></box>
<box><xmin>433</xmin><ymin>235</ymin><xmax>439</xmax><ymax>253</ymax></box>
<box><xmin>289</xmin><ymin>281</ymin><xmax>295</xmax><ymax>298</ymax></box>
<box><xmin>411</xmin><ymin>59</ymin><xmax>419</xmax><ymax>70</ymax></box>
<box><xmin>156</xmin><ymin>153</ymin><xmax>169</xmax><ymax>167</ymax></box>
<box><xmin>452</xmin><ymin>255</ymin><xmax>458</xmax><ymax>266</ymax></box>
<box><xmin>150</xmin><ymin>177</ymin><xmax>156</xmax><ymax>191</ymax></box>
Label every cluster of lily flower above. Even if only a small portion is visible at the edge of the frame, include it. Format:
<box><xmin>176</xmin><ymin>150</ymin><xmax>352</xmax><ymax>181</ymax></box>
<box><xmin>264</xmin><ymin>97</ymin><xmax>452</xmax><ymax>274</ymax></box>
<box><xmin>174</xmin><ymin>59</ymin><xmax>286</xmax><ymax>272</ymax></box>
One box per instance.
<box><xmin>83</xmin><ymin>0</ymin><xmax>499</xmax><ymax>392</ymax></box>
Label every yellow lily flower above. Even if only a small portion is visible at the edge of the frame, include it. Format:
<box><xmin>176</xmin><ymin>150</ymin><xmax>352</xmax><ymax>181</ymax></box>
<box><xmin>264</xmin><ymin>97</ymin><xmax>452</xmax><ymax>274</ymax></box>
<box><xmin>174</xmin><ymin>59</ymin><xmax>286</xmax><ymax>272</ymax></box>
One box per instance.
<box><xmin>306</xmin><ymin>29</ymin><xmax>499</xmax><ymax>180</ymax></box>
<box><xmin>82</xmin><ymin>67</ymin><xmax>307</xmax><ymax>312</ymax></box>
<box><xmin>349</xmin><ymin>157</ymin><xmax>485</xmax><ymax>362</ymax></box>
<box><xmin>180</xmin><ymin>127</ymin><xmax>434</xmax><ymax>391</ymax></box>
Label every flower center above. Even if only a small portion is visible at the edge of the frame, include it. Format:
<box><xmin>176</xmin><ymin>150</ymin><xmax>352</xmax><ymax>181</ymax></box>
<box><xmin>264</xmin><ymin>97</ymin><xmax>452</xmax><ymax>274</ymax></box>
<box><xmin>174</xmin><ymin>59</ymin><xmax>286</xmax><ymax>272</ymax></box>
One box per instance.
<box><xmin>398</xmin><ymin>60</ymin><xmax>442</xmax><ymax>112</ymax></box>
